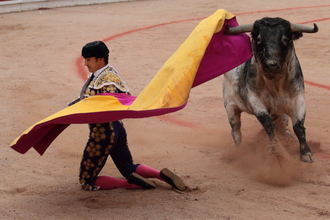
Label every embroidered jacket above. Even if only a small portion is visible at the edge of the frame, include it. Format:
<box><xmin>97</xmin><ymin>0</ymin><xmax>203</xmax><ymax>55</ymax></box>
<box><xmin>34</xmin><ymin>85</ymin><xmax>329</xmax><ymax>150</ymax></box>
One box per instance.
<box><xmin>85</xmin><ymin>65</ymin><xmax>129</xmax><ymax>96</ymax></box>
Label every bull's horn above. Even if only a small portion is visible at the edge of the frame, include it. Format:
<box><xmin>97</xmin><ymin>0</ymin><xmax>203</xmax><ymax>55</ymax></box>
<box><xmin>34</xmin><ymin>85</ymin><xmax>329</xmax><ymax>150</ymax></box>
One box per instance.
<box><xmin>225</xmin><ymin>24</ymin><xmax>254</xmax><ymax>34</ymax></box>
<box><xmin>291</xmin><ymin>23</ymin><xmax>318</xmax><ymax>33</ymax></box>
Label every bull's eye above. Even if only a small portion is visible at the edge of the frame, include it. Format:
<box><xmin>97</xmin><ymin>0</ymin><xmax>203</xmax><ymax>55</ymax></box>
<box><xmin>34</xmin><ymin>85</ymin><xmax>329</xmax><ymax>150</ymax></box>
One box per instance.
<box><xmin>256</xmin><ymin>35</ymin><xmax>262</xmax><ymax>46</ymax></box>
<box><xmin>281</xmin><ymin>36</ymin><xmax>290</xmax><ymax>46</ymax></box>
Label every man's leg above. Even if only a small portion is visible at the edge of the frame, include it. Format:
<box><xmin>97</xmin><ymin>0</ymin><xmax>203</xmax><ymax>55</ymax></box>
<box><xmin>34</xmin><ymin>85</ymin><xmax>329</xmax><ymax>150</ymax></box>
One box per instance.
<box><xmin>135</xmin><ymin>164</ymin><xmax>187</xmax><ymax>191</ymax></box>
<box><xmin>109</xmin><ymin>121</ymin><xmax>155</xmax><ymax>189</ymax></box>
<box><xmin>95</xmin><ymin>176</ymin><xmax>141</xmax><ymax>190</ymax></box>
<box><xmin>79</xmin><ymin>123</ymin><xmax>142</xmax><ymax>191</ymax></box>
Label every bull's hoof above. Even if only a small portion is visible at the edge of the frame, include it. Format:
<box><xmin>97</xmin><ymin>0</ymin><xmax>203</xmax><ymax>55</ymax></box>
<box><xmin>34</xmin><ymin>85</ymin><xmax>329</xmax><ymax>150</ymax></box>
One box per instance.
<box><xmin>300</xmin><ymin>153</ymin><xmax>313</xmax><ymax>163</ymax></box>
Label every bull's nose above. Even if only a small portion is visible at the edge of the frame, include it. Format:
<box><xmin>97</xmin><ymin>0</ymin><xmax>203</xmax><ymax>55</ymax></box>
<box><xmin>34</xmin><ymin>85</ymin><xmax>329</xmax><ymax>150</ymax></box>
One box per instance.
<box><xmin>265</xmin><ymin>60</ymin><xmax>280</xmax><ymax>71</ymax></box>
<box><xmin>266</xmin><ymin>60</ymin><xmax>278</xmax><ymax>67</ymax></box>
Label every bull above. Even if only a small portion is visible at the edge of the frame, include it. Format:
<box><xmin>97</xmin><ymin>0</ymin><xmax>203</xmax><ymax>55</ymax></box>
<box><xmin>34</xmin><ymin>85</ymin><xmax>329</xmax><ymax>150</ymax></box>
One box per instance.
<box><xmin>223</xmin><ymin>17</ymin><xmax>318</xmax><ymax>162</ymax></box>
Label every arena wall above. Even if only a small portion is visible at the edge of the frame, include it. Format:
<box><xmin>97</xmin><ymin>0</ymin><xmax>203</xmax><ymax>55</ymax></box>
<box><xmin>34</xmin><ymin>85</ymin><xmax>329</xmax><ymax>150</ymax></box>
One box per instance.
<box><xmin>0</xmin><ymin>0</ymin><xmax>135</xmax><ymax>14</ymax></box>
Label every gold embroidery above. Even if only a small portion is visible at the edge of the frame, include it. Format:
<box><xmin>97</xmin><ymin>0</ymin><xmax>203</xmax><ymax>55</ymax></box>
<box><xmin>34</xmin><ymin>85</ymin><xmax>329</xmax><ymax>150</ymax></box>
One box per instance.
<box><xmin>83</xmin><ymin>159</ymin><xmax>95</xmax><ymax>170</ymax></box>
<box><xmin>110</xmin><ymin>132</ymin><xmax>115</xmax><ymax>143</ymax></box>
<box><xmin>91</xmin><ymin>67</ymin><xmax>129</xmax><ymax>92</ymax></box>
<box><xmin>109</xmin><ymin>122</ymin><xmax>114</xmax><ymax>131</ymax></box>
<box><xmin>90</xmin><ymin>126</ymin><xmax>106</xmax><ymax>142</ymax></box>
<box><xmin>98</xmin><ymin>156</ymin><xmax>106</xmax><ymax>166</ymax></box>
<box><xmin>103</xmin><ymin>85</ymin><xmax>117</xmax><ymax>93</ymax></box>
<box><xmin>80</xmin><ymin>171</ymin><xmax>90</xmax><ymax>180</ymax></box>
<box><xmin>105</xmin><ymin>144</ymin><xmax>113</xmax><ymax>155</ymax></box>
<box><xmin>87</xmin><ymin>144</ymin><xmax>102</xmax><ymax>157</ymax></box>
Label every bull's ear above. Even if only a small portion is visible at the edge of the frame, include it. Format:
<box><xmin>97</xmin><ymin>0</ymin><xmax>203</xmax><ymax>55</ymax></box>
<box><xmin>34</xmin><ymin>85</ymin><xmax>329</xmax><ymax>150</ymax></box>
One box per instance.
<box><xmin>292</xmin><ymin>32</ymin><xmax>303</xmax><ymax>40</ymax></box>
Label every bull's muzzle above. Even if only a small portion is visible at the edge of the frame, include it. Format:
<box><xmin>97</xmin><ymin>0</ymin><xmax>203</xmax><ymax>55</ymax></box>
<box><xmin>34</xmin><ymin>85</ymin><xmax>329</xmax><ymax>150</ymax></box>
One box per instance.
<box><xmin>264</xmin><ymin>60</ymin><xmax>281</xmax><ymax>73</ymax></box>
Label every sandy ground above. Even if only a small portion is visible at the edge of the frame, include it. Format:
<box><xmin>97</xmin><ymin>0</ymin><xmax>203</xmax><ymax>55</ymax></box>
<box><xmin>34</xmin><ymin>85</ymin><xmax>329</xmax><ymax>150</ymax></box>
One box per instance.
<box><xmin>1</xmin><ymin>0</ymin><xmax>330</xmax><ymax>219</ymax></box>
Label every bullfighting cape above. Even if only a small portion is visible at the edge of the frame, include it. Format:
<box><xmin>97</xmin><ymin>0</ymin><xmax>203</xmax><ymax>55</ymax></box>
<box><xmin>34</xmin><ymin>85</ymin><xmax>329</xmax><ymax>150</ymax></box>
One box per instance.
<box><xmin>10</xmin><ymin>9</ymin><xmax>252</xmax><ymax>155</ymax></box>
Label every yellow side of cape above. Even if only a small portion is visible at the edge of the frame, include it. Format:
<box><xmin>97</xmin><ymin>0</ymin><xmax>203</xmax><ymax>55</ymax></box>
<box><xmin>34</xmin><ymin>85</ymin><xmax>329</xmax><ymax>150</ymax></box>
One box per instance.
<box><xmin>11</xmin><ymin>9</ymin><xmax>234</xmax><ymax>146</ymax></box>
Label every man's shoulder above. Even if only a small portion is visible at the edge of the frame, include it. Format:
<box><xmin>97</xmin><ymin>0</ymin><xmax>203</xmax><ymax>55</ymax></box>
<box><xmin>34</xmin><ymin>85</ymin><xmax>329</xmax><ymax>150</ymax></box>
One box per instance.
<box><xmin>93</xmin><ymin>66</ymin><xmax>129</xmax><ymax>92</ymax></box>
<box><xmin>97</xmin><ymin>67</ymin><xmax>121</xmax><ymax>84</ymax></box>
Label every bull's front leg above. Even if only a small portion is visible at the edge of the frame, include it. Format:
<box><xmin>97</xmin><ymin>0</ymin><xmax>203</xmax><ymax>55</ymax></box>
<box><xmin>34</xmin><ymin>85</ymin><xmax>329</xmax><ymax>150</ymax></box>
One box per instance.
<box><xmin>248</xmin><ymin>95</ymin><xmax>277</xmax><ymax>152</ymax></box>
<box><xmin>291</xmin><ymin>95</ymin><xmax>313</xmax><ymax>162</ymax></box>
<box><xmin>224</xmin><ymin>103</ymin><xmax>242</xmax><ymax>145</ymax></box>
<box><xmin>256</xmin><ymin>113</ymin><xmax>275</xmax><ymax>139</ymax></box>
<box><xmin>293</xmin><ymin>118</ymin><xmax>312</xmax><ymax>162</ymax></box>
<box><xmin>256</xmin><ymin>112</ymin><xmax>277</xmax><ymax>152</ymax></box>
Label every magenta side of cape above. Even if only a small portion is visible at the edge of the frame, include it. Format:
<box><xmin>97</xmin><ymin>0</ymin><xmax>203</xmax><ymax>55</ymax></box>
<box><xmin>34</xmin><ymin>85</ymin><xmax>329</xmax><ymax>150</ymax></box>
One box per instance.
<box><xmin>193</xmin><ymin>18</ymin><xmax>252</xmax><ymax>87</ymax></box>
<box><xmin>101</xmin><ymin>93</ymin><xmax>136</xmax><ymax>105</ymax></box>
<box><xmin>11</xmin><ymin>17</ymin><xmax>252</xmax><ymax>155</ymax></box>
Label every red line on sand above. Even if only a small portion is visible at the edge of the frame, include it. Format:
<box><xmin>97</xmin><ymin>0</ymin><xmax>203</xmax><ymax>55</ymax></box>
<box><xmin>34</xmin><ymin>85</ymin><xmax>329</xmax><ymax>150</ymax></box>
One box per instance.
<box><xmin>299</xmin><ymin>17</ymin><xmax>330</xmax><ymax>24</ymax></box>
<box><xmin>316</xmin><ymin>152</ymin><xmax>330</xmax><ymax>159</ymax></box>
<box><xmin>158</xmin><ymin>115</ymin><xmax>199</xmax><ymax>128</ymax></box>
<box><xmin>74</xmin><ymin>4</ymin><xmax>330</xmax><ymax>128</ymax></box>
<box><xmin>305</xmin><ymin>81</ymin><xmax>330</xmax><ymax>91</ymax></box>
<box><xmin>102</xmin><ymin>18</ymin><xmax>205</xmax><ymax>42</ymax></box>
<box><xmin>235</xmin><ymin>4</ymin><xmax>330</xmax><ymax>16</ymax></box>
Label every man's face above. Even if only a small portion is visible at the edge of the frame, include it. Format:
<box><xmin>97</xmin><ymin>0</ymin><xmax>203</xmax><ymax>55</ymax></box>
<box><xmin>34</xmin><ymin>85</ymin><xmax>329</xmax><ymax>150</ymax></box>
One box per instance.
<box><xmin>84</xmin><ymin>57</ymin><xmax>105</xmax><ymax>73</ymax></box>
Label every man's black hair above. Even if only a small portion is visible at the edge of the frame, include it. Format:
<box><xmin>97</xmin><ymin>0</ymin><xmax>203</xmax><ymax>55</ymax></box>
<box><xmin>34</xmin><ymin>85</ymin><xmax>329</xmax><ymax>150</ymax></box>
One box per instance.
<box><xmin>82</xmin><ymin>41</ymin><xmax>109</xmax><ymax>64</ymax></box>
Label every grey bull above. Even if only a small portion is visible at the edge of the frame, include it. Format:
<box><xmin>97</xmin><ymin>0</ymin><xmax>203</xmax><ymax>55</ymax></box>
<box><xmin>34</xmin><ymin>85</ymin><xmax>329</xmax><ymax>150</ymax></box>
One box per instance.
<box><xmin>223</xmin><ymin>17</ymin><xmax>318</xmax><ymax>162</ymax></box>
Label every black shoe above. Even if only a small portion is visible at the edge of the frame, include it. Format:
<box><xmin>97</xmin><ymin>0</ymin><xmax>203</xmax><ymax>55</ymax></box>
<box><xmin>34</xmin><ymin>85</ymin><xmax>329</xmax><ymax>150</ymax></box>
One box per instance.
<box><xmin>160</xmin><ymin>168</ymin><xmax>186</xmax><ymax>191</ymax></box>
<box><xmin>127</xmin><ymin>172</ymin><xmax>156</xmax><ymax>189</ymax></box>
